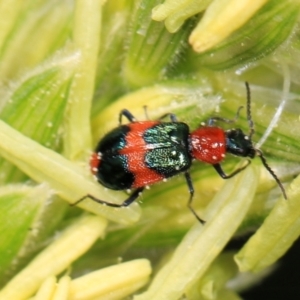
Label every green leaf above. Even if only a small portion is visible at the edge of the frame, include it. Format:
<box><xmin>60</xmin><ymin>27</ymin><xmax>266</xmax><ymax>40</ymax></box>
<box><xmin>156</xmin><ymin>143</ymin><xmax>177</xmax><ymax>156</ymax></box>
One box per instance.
<box><xmin>0</xmin><ymin>54</ymin><xmax>74</xmax><ymax>183</ymax></box>
<box><xmin>93</xmin><ymin>0</ymin><xmax>136</xmax><ymax>113</ymax></box>
<box><xmin>0</xmin><ymin>184</ymin><xmax>53</xmax><ymax>284</ymax></box>
<box><xmin>0</xmin><ymin>0</ymin><xmax>73</xmax><ymax>79</ymax></box>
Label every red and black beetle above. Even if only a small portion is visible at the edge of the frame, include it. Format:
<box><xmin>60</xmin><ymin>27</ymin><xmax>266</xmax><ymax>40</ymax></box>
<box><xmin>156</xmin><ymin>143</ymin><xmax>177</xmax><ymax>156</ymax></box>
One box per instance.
<box><xmin>75</xmin><ymin>83</ymin><xmax>286</xmax><ymax>223</ymax></box>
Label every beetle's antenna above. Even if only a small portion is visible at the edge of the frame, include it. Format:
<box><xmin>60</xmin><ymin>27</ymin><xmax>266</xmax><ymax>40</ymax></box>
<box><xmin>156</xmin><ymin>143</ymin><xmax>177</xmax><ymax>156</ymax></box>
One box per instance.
<box><xmin>247</xmin><ymin>82</ymin><xmax>287</xmax><ymax>199</ymax></box>
<box><xmin>245</xmin><ymin>82</ymin><xmax>255</xmax><ymax>141</ymax></box>
<box><xmin>256</xmin><ymin>149</ymin><xmax>287</xmax><ymax>199</ymax></box>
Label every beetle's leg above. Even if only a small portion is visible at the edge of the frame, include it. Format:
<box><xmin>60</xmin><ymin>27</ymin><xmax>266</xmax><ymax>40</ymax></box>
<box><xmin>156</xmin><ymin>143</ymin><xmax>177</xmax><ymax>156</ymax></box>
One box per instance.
<box><xmin>207</xmin><ymin>106</ymin><xmax>244</xmax><ymax>126</ymax></box>
<box><xmin>157</xmin><ymin>113</ymin><xmax>178</xmax><ymax>122</ymax></box>
<box><xmin>141</xmin><ymin>106</ymin><xmax>178</xmax><ymax>122</ymax></box>
<box><xmin>213</xmin><ymin>160</ymin><xmax>251</xmax><ymax>179</ymax></box>
<box><xmin>72</xmin><ymin>187</ymin><xmax>144</xmax><ymax>208</ymax></box>
<box><xmin>119</xmin><ymin>109</ymin><xmax>137</xmax><ymax>124</ymax></box>
<box><xmin>184</xmin><ymin>171</ymin><xmax>205</xmax><ymax>224</ymax></box>
<box><xmin>143</xmin><ymin>106</ymin><xmax>150</xmax><ymax>120</ymax></box>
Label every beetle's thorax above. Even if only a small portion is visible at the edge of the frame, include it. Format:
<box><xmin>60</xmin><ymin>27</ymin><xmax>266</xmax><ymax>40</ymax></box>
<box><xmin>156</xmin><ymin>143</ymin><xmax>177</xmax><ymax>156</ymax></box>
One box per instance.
<box><xmin>189</xmin><ymin>126</ymin><xmax>226</xmax><ymax>164</ymax></box>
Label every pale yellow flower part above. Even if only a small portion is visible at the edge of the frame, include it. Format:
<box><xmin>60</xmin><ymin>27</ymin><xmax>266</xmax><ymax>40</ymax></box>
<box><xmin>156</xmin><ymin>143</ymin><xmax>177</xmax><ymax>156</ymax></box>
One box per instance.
<box><xmin>69</xmin><ymin>259</ymin><xmax>151</xmax><ymax>300</ymax></box>
<box><xmin>52</xmin><ymin>276</ymin><xmax>71</xmax><ymax>300</ymax></box>
<box><xmin>152</xmin><ymin>0</ymin><xmax>212</xmax><ymax>33</ymax></box>
<box><xmin>30</xmin><ymin>276</ymin><xmax>72</xmax><ymax>300</ymax></box>
<box><xmin>152</xmin><ymin>0</ymin><xmax>189</xmax><ymax>20</ymax></box>
<box><xmin>32</xmin><ymin>276</ymin><xmax>56</xmax><ymax>300</ymax></box>
<box><xmin>189</xmin><ymin>0</ymin><xmax>268</xmax><ymax>52</ymax></box>
<box><xmin>0</xmin><ymin>215</ymin><xmax>107</xmax><ymax>300</ymax></box>
<box><xmin>185</xmin><ymin>252</ymin><xmax>237</xmax><ymax>298</ymax></box>
<box><xmin>135</xmin><ymin>166</ymin><xmax>258</xmax><ymax>299</ymax></box>
<box><xmin>235</xmin><ymin>172</ymin><xmax>299</xmax><ymax>273</ymax></box>
<box><xmin>64</xmin><ymin>0</ymin><xmax>104</xmax><ymax>161</ymax></box>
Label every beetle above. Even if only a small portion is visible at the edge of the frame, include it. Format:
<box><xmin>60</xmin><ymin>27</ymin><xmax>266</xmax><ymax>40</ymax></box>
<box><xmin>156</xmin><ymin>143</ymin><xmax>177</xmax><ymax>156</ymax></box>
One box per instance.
<box><xmin>74</xmin><ymin>83</ymin><xmax>286</xmax><ymax>223</ymax></box>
